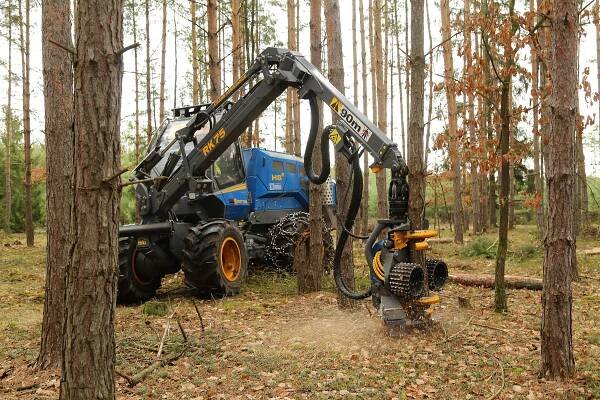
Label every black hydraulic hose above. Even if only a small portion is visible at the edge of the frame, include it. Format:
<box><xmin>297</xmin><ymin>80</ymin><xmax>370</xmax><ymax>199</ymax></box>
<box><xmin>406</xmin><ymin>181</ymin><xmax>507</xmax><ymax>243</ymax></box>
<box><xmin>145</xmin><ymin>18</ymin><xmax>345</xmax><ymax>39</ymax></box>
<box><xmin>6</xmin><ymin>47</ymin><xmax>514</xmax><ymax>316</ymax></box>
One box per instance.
<box><xmin>364</xmin><ymin>221</ymin><xmax>388</xmax><ymax>270</ymax></box>
<box><xmin>303</xmin><ymin>94</ymin><xmax>330</xmax><ymax>184</ymax></box>
<box><xmin>332</xmin><ymin>154</ymin><xmax>372</xmax><ymax>300</ymax></box>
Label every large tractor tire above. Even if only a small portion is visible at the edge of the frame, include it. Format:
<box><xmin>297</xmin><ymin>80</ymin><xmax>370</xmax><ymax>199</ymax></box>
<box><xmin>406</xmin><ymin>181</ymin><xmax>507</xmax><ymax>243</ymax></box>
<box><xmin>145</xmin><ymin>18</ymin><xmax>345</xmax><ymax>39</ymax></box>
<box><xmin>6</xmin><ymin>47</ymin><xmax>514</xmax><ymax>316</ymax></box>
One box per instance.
<box><xmin>265</xmin><ymin>212</ymin><xmax>334</xmax><ymax>272</ymax></box>
<box><xmin>182</xmin><ymin>219</ymin><xmax>247</xmax><ymax>296</ymax></box>
<box><xmin>117</xmin><ymin>237</ymin><xmax>162</xmax><ymax>304</ymax></box>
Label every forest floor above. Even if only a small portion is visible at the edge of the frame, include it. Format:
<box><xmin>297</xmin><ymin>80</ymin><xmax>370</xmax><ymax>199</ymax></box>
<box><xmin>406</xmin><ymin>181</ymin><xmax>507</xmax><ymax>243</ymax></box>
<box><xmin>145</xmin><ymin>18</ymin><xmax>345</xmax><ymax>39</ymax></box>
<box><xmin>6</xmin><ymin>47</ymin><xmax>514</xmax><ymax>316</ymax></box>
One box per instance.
<box><xmin>0</xmin><ymin>224</ymin><xmax>599</xmax><ymax>399</ymax></box>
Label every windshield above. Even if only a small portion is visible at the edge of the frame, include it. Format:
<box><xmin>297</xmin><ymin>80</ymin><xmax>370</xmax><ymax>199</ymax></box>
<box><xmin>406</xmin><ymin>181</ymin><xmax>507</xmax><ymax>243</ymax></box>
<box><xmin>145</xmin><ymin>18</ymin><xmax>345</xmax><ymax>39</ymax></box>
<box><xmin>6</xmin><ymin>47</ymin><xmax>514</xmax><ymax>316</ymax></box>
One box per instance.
<box><xmin>148</xmin><ymin>116</ymin><xmax>245</xmax><ymax>188</ymax></box>
<box><xmin>150</xmin><ymin>118</ymin><xmax>210</xmax><ymax>177</ymax></box>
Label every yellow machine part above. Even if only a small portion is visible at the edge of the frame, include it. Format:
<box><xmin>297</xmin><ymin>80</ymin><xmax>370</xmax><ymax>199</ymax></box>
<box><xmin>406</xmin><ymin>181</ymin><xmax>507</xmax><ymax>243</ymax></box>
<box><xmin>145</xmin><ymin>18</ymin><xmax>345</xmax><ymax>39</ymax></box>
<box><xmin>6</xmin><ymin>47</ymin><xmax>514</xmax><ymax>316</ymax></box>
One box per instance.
<box><xmin>373</xmin><ymin>250</ymin><xmax>385</xmax><ymax>281</ymax></box>
<box><xmin>390</xmin><ymin>229</ymin><xmax>437</xmax><ymax>252</ymax></box>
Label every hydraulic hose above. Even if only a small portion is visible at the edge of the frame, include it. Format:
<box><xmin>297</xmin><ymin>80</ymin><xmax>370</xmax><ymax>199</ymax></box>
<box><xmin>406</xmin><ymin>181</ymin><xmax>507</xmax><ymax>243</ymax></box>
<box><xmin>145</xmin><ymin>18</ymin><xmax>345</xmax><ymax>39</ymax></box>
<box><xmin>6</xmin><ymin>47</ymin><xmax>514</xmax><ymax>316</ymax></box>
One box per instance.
<box><xmin>331</xmin><ymin>153</ymin><xmax>372</xmax><ymax>300</ymax></box>
<box><xmin>303</xmin><ymin>93</ymin><xmax>371</xmax><ymax>299</ymax></box>
<box><xmin>303</xmin><ymin>94</ymin><xmax>330</xmax><ymax>184</ymax></box>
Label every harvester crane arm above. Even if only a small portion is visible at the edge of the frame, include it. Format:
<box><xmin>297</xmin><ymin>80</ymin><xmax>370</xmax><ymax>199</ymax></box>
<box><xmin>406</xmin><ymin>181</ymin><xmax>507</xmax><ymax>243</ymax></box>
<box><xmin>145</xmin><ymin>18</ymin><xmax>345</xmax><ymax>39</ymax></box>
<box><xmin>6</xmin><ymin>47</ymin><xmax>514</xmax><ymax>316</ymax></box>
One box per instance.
<box><xmin>131</xmin><ymin>48</ymin><xmax>441</xmax><ymax>314</ymax></box>
<box><xmin>140</xmin><ymin>48</ymin><xmax>407</xmax><ymax>222</ymax></box>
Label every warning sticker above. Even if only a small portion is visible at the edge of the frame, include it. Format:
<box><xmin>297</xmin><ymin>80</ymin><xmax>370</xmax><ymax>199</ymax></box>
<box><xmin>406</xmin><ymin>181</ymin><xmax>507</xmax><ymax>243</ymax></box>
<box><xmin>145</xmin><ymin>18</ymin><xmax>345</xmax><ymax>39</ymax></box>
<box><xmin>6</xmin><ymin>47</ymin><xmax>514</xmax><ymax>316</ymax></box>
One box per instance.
<box><xmin>329</xmin><ymin>129</ymin><xmax>342</xmax><ymax>145</ymax></box>
<box><xmin>330</xmin><ymin>97</ymin><xmax>372</xmax><ymax>142</ymax></box>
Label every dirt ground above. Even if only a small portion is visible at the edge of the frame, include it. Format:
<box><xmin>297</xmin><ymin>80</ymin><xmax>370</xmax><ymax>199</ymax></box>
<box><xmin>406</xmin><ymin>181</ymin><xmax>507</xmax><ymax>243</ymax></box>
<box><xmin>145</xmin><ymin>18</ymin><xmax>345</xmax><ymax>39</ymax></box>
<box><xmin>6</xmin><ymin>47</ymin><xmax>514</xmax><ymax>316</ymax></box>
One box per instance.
<box><xmin>0</xmin><ymin>225</ymin><xmax>598</xmax><ymax>399</ymax></box>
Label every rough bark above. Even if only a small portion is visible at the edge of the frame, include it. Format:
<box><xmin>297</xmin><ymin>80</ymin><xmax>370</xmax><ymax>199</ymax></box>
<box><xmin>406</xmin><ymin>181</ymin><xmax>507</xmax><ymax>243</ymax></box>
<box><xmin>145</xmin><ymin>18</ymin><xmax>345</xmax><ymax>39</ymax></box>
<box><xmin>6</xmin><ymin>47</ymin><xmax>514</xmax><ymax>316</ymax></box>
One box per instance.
<box><xmin>132</xmin><ymin>1</ymin><xmax>140</xmax><ymax>164</ymax></box>
<box><xmin>424</xmin><ymin>0</ymin><xmax>433</xmax><ymax>166</ymax></box>
<box><xmin>540</xmin><ymin>0</ymin><xmax>576</xmax><ymax>379</ymax></box>
<box><xmin>301</xmin><ymin>0</ymin><xmax>324</xmax><ymax>294</ymax></box>
<box><xmin>393</xmin><ymin>0</ymin><xmax>406</xmax><ymax>156</ymax></box>
<box><xmin>159</xmin><ymin>0</ymin><xmax>167</xmax><ymax>121</ymax></box>
<box><xmin>408</xmin><ymin>0</ymin><xmax>426</xmax><ymax>274</ymax></box>
<box><xmin>531</xmin><ymin>0</ymin><xmax>544</xmax><ymax>236</ymax></box>
<box><xmin>404</xmin><ymin>0</ymin><xmax>410</xmax><ymax>128</ymax></box>
<box><xmin>285</xmin><ymin>0</ymin><xmax>295</xmax><ymax>154</ymax></box>
<box><xmin>325</xmin><ymin>0</ymin><xmax>355</xmax><ymax>309</ymax></box>
<box><xmin>191</xmin><ymin>0</ymin><xmax>199</xmax><ymax>104</ymax></box>
<box><xmin>352</xmin><ymin>0</ymin><xmax>358</xmax><ymax>107</ymax></box>
<box><xmin>374</xmin><ymin>0</ymin><xmax>388</xmax><ymax>219</ymax></box>
<box><xmin>145</xmin><ymin>0</ymin><xmax>152</xmax><ymax>142</ymax></box>
<box><xmin>60</xmin><ymin>0</ymin><xmax>123</xmax><ymax>398</ymax></box>
<box><xmin>37</xmin><ymin>0</ymin><xmax>73</xmax><ymax>370</ymax></box>
<box><xmin>232</xmin><ymin>0</ymin><xmax>241</xmax><ymax>101</ymax></box>
<box><xmin>19</xmin><ymin>0</ymin><xmax>33</xmax><ymax>246</ymax></box>
<box><xmin>495</xmin><ymin>78</ymin><xmax>511</xmax><ymax>313</ymax></box>
<box><xmin>440</xmin><ymin>0</ymin><xmax>464</xmax><ymax>244</ymax></box>
<box><xmin>359</xmin><ymin>0</ymin><xmax>369</xmax><ymax>235</ymax></box>
<box><xmin>207</xmin><ymin>0</ymin><xmax>220</xmax><ymax>102</ymax></box>
<box><xmin>4</xmin><ymin>1</ymin><xmax>13</xmax><ymax>234</ymax></box>
<box><xmin>464</xmin><ymin>0</ymin><xmax>480</xmax><ymax>235</ymax></box>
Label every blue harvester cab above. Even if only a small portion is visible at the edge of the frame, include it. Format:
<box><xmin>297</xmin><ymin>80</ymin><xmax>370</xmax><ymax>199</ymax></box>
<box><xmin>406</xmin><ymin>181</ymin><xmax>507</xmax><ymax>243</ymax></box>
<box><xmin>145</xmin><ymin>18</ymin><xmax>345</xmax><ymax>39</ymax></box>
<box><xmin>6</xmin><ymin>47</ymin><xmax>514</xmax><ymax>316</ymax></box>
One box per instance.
<box><xmin>213</xmin><ymin>148</ymin><xmax>335</xmax><ymax>225</ymax></box>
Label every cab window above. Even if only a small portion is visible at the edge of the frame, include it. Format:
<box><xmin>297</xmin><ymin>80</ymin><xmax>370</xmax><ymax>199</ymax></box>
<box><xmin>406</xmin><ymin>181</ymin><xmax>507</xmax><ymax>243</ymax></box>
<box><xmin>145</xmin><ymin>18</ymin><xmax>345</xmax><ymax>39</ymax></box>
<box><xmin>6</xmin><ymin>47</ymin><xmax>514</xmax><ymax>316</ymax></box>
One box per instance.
<box><xmin>272</xmin><ymin>161</ymin><xmax>284</xmax><ymax>174</ymax></box>
<box><xmin>213</xmin><ymin>144</ymin><xmax>245</xmax><ymax>189</ymax></box>
<box><xmin>286</xmin><ymin>163</ymin><xmax>297</xmax><ymax>174</ymax></box>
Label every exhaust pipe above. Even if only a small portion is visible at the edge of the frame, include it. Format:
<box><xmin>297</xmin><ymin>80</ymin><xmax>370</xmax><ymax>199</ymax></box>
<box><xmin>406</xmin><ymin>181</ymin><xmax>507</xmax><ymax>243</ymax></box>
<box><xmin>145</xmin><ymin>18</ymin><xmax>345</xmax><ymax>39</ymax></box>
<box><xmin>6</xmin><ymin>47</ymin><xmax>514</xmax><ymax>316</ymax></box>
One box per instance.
<box><xmin>119</xmin><ymin>222</ymin><xmax>172</xmax><ymax>237</ymax></box>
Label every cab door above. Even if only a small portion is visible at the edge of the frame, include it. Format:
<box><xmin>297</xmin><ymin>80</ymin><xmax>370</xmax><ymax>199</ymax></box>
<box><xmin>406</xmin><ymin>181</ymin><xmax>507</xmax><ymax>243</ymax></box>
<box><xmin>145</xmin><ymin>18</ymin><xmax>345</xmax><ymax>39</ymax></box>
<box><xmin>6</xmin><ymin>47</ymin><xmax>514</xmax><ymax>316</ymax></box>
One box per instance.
<box><xmin>212</xmin><ymin>141</ymin><xmax>251</xmax><ymax>219</ymax></box>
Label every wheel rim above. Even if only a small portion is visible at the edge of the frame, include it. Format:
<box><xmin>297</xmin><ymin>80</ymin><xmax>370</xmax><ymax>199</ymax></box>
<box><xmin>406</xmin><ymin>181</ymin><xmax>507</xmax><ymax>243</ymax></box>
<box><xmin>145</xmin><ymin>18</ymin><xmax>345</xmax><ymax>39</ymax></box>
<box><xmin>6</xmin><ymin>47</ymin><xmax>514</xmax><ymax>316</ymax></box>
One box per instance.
<box><xmin>220</xmin><ymin>237</ymin><xmax>242</xmax><ymax>282</ymax></box>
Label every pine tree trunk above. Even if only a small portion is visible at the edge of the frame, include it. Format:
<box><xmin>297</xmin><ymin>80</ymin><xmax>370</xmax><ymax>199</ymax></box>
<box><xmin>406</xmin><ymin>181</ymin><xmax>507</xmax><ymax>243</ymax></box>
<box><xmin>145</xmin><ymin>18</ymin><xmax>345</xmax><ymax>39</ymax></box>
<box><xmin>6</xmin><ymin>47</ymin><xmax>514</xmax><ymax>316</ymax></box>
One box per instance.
<box><xmin>132</xmin><ymin>1</ymin><xmax>140</xmax><ymax>164</ymax></box>
<box><xmin>440</xmin><ymin>0</ymin><xmax>464</xmax><ymax>244</ymax></box>
<box><xmin>191</xmin><ymin>0</ymin><xmax>199</xmax><ymax>104</ymax></box>
<box><xmin>495</xmin><ymin>78</ymin><xmax>510</xmax><ymax>314</ymax></box>
<box><xmin>597</xmin><ymin>0</ymin><xmax>600</xmax><ymax>169</ymax></box>
<box><xmin>531</xmin><ymin>0</ymin><xmax>544</xmax><ymax>237</ymax></box>
<box><xmin>4</xmin><ymin>1</ymin><xmax>13</xmax><ymax>234</ymax></box>
<box><xmin>301</xmin><ymin>0</ymin><xmax>324</xmax><ymax>294</ymax></box>
<box><xmin>394</xmin><ymin>0</ymin><xmax>406</xmax><ymax>156</ymax></box>
<box><xmin>207</xmin><ymin>0</ymin><xmax>220</xmax><ymax>102</ymax></box>
<box><xmin>60</xmin><ymin>0</ymin><xmax>123</xmax><ymax>397</ymax></box>
<box><xmin>173</xmin><ymin>13</ymin><xmax>178</xmax><ymax>108</ymax></box>
<box><xmin>408</xmin><ymin>0</ymin><xmax>426</xmax><ymax>271</ymax></box>
<box><xmin>374</xmin><ymin>0</ymin><xmax>388</xmax><ymax>219</ymax></box>
<box><xmin>404</xmin><ymin>0</ymin><xmax>410</xmax><ymax>129</ymax></box>
<box><xmin>508</xmin><ymin>83</ymin><xmax>515</xmax><ymax>230</ymax></box>
<box><xmin>352</xmin><ymin>0</ymin><xmax>358</xmax><ymax>106</ymax></box>
<box><xmin>464</xmin><ymin>0</ymin><xmax>480</xmax><ymax>235</ymax></box>
<box><xmin>19</xmin><ymin>0</ymin><xmax>33</xmax><ymax>246</ymax></box>
<box><xmin>145</xmin><ymin>0</ymin><xmax>152</xmax><ymax>142</ymax></box>
<box><xmin>232</xmin><ymin>0</ymin><xmax>241</xmax><ymax>100</ymax></box>
<box><xmin>359</xmin><ymin>0</ymin><xmax>370</xmax><ymax>236</ymax></box>
<box><xmin>325</xmin><ymin>0</ymin><xmax>355</xmax><ymax>309</ymax></box>
<box><xmin>424</xmin><ymin>0</ymin><xmax>433</xmax><ymax>166</ymax></box>
<box><xmin>37</xmin><ymin>0</ymin><xmax>73</xmax><ymax>370</ymax></box>
<box><xmin>293</xmin><ymin>0</ymin><xmax>301</xmax><ymax>157</ymax></box>
<box><xmin>369</xmin><ymin>0</ymin><xmax>378</xmax><ymax>134</ymax></box>
<box><xmin>540</xmin><ymin>0</ymin><xmax>576</xmax><ymax>379</ymax></box>
<box><xmin>285</xmin><ymin>0</ymin><xmax>295</xmax><ymax>154</ymax></box>
<box><xmin>159</xmin><ymin>0</ymin><xmax>167</xmax><ymax>122</ymax></box>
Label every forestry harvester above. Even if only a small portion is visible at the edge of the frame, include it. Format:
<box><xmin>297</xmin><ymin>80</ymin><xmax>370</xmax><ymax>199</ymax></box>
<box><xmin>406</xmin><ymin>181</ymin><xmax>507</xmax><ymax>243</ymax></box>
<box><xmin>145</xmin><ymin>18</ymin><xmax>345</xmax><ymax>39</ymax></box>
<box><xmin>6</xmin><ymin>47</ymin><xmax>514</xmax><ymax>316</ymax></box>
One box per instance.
<box><xmin>118</xmin><ymin>47</ymin><xmax>448</xmax><ymax>325</ymax></box>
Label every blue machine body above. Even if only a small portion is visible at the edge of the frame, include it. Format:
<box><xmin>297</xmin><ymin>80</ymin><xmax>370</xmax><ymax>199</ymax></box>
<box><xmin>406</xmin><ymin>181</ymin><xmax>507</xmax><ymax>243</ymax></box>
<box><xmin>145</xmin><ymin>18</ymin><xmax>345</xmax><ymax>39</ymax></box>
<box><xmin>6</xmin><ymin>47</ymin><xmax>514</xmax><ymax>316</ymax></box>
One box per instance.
<box><xmin>213</xmin><ymin>148</ymin><xmax>335</xmax><ymax>223</ymax></box>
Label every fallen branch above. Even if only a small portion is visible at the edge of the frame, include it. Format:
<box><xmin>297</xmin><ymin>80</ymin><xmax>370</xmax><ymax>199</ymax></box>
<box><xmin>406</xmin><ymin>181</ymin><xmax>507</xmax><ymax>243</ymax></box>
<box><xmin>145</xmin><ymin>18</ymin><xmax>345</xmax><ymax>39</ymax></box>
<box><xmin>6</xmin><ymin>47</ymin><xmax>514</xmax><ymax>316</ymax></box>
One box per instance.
<box><xmin>449</xmin><ymin>273</ymin><xmax>542</xmax><ymax>291</ymax></box>
<box><xmin>156</xmin><ymin>313</ymin><xmax>175</xmax><ymax>359</ymax></box>
<box><xmin>126</xmin><ymin>346</ymin><xmax>189</xmax><ymax>387</ymax></box>
<box><xmin>192</xmin><ymin>299</ymin><xmax>205</xmax><ymax>332</ymax></box>
<box><xmin>176</xmin><ymin>318</ymin><xmax>188</xmax><ymax>343</ymax></box>
<box><xmin>471</xmin><ymin>322</ymin><xmax>509</xmax><ymax>334</ymax></box>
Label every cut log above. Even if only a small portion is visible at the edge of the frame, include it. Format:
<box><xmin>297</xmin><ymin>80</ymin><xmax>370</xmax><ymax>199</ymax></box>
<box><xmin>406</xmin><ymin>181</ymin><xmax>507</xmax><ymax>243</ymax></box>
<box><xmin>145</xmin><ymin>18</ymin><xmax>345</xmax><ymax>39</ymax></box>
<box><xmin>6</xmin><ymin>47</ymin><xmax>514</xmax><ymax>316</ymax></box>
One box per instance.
<box><xmin>449</xmin><ymin>273</ymin><xmax>542</xmax><ymax>291</ymax></box>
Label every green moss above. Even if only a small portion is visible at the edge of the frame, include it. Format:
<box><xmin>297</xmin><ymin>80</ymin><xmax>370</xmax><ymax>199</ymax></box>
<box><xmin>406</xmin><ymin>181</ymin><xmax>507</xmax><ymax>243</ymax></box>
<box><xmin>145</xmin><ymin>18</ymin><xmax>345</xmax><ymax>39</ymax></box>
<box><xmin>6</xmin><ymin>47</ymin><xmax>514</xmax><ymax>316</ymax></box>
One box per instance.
<box><xmin>142</xmin><ymin>301</ymin><xmax>168</xmax><ymax>317</ymax></box>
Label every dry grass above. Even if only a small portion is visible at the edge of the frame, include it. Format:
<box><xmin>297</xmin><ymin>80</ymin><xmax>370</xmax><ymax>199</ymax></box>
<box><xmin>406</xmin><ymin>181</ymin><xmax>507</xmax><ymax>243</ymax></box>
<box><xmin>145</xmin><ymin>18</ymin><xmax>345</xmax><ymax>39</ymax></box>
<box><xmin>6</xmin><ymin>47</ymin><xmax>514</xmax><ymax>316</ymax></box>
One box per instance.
<box><xmin>0</xmin><ymin>226</ymin><xmax>598</xmax><ymax>399</ymax></box>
